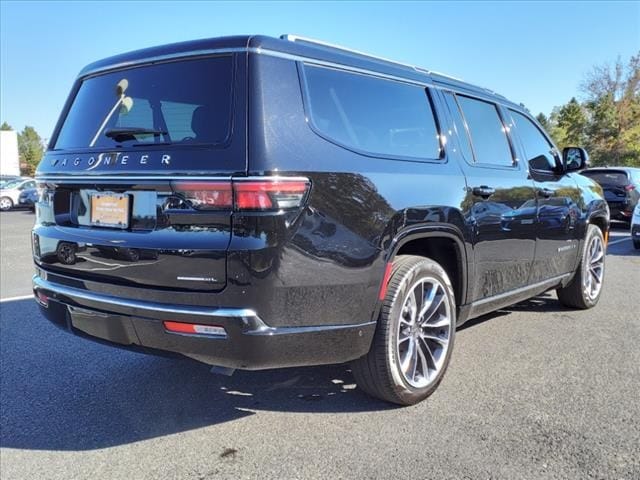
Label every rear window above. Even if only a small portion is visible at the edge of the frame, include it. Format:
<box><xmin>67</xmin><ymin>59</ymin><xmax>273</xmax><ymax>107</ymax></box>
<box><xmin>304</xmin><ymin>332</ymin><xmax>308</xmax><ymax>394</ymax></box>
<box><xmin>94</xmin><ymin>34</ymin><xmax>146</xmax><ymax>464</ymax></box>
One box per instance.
<box><xmin>302</xmin><ymin>64</ymin><xmax>441</xmax><ymax>160</ymax></box>
<box><xmin>581</xmin><ymin>171</ymin><xmax>629</xmax><ymax>186</ymax></box>
<box><xmin>54</xmin><ymin>56</ymin><xmax>234</xmax><ymax>150</ymax></box>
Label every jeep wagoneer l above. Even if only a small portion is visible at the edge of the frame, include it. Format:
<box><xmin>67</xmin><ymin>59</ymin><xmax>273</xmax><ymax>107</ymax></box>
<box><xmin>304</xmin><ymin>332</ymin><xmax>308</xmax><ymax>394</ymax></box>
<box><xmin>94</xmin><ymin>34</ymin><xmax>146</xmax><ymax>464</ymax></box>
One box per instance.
<box><xmin>32</xmin><ymin>35</ymin><xmax>609</xmax><ymax>405</ymax></box>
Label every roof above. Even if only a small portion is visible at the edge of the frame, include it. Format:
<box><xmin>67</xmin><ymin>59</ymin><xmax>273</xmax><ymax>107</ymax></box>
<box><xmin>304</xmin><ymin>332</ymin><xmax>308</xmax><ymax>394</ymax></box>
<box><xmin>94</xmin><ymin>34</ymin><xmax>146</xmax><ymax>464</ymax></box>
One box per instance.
<box><xmin>78</xmin><ymin>34</ymin><xmax>519</xmax><ymax>107</ymax></box>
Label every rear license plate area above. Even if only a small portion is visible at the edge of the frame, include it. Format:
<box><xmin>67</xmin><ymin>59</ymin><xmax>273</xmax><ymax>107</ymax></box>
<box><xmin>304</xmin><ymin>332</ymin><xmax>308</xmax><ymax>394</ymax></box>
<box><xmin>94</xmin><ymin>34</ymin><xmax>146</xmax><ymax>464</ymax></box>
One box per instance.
<box><xmin>90</xmin><ymin>193</ymin><xmax>130</xmax><ymax>229</ymax></box>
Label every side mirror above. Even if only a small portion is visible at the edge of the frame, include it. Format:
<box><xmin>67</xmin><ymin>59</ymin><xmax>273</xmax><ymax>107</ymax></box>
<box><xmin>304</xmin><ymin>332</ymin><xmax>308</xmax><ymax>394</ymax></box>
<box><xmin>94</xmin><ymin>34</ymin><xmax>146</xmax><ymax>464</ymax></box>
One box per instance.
<box><xmin>562</xmin><ymin>147</ymin><xmax>588</xmax><ymax>172</ymax></box>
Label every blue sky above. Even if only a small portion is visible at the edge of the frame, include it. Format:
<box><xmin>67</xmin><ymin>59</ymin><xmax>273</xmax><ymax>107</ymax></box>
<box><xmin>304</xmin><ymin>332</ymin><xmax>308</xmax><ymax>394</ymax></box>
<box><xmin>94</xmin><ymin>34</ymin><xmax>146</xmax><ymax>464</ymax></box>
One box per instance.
<box><xmin>1</xmin><ymin>1</ymin><xmax>638</xmax><ymax>140</ymax></box>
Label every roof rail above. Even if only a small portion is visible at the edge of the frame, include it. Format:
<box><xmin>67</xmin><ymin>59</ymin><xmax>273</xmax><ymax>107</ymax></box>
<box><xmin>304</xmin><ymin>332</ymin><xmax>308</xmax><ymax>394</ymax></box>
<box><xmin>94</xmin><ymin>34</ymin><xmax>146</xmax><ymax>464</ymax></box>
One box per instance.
<box><xmin>280</xmin><ymin>34</ymin><xmax>474</xmax><ymax>86</ymax></box>
<box><xmin>429</xmin><ymin>70</ymin><xmax>464</xmax><ymax>82</ymax></box>
<box><xmin>280</xmin><ymin>34</ymin><xmax>431</xmax><ymax>73</ymax></box>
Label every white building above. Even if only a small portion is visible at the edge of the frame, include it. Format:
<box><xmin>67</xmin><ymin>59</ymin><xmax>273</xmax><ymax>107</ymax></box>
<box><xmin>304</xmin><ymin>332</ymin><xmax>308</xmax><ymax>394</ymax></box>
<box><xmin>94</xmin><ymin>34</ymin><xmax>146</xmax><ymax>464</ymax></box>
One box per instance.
<box><xmin>0</xmin><ymin>130</ymin><xmax>20</xmax><ymax>176</ymax></box>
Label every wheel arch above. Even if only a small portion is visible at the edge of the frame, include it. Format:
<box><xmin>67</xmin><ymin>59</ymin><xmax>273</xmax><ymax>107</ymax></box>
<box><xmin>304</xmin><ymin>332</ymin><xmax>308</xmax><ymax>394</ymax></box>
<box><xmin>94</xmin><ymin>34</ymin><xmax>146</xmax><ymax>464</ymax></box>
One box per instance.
<box><xmin>383</xmin><ymin>225</ymin><xmax>470</xmax><ymax>311</ymax></box>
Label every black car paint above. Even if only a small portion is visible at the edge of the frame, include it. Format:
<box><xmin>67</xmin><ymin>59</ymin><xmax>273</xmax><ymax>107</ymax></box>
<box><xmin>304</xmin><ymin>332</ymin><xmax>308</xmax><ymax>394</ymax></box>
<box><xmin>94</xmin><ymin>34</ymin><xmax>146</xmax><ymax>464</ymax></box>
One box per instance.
<box><xmin>32</xmin><ymin>35</ymin><xmax>609</xmax><ymax>369</ymax></box>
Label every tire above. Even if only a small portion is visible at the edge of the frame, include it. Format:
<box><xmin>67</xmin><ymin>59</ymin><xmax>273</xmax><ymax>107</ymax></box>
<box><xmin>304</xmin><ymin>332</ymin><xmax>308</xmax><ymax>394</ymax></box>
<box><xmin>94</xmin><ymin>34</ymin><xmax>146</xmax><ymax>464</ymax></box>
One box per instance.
<box><xmin>633</xmin><ymin>239</ymin><xmax>640</xmax><ymax>250</ymax></box>
<box><xmin>0</xmin><ymin>197</ymin><xmax>13</xmax><ymax>211</ymax></box>
<box><xmin>351</xmin><ymin>255</ymin><xmax>456</xmax><ymax>405</ymax></box>
<box><xmin>557</xmin><ymin>225</ymin><xmax>605</xmax><ymax>309</ymax></box>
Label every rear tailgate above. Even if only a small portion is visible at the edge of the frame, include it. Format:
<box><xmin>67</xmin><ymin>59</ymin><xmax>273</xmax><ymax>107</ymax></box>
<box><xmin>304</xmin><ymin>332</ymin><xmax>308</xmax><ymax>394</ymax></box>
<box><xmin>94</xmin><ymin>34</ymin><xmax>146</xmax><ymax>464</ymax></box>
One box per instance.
<box><xmin>33</xmin><ymin>52</ymin><xmax>247</xmax><ymax>292</ymax></box>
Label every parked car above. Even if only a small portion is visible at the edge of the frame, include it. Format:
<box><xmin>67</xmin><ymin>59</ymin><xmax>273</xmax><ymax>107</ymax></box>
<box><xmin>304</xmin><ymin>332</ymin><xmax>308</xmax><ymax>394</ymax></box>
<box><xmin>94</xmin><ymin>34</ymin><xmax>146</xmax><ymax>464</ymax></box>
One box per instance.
<box><xmin>581</xmin><ymin>167</ymin><xmax>640</xmax><ymax>223</ymax></box>
<box><xmin>632</xmin><ymin>203</ymin><xmax>640</xmax><ymax>250</ymax></box>
<box><xmin>0</xmin><ymin>177</ymin><xmax>35</xmax><ymax>211</ymax></box>
<box><xmin>32</xmin><ymin>35</ymin><xmax>609</xmax><ymax>405</ymax></box>
<box><xmin>18</xmin><ymin>187</ymin><xmax>38</xmax><ymax>211</ymax></box>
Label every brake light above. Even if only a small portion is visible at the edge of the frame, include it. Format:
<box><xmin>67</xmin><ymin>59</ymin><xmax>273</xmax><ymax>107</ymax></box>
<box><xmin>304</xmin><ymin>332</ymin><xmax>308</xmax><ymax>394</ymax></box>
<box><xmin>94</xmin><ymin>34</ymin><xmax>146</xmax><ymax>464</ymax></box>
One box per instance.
<box><xmin>624</xmin><ymin>184</ymin><xmax>636</xmax><ymax>191</ymax></box>
<box><xmin>234</xmin><ymin>180</ymin><xmax>310</xmax><ymax>210</ymax></box>
<box><xmin>171</xmin><ymin>181</ymin><xmax>233</xmax><ymax>210</ymax></box>
<box><xmin>171</xmin><ymin>178</ymin><xmax>310</xmax><ymax>211</ymax></box>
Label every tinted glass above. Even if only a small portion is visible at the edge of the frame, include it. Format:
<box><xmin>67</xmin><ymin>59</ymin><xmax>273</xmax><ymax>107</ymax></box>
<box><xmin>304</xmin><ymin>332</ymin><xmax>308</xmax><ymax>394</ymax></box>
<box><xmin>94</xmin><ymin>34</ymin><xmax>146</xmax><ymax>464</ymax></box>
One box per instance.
<box><xmin>456</xmin><ymin>95</ymin><xmax>513</xmax><ymax>166</ymax></box>
<box><xmin>55</xmin><ymin>56</ymin><xmax>233</xmax><ymax>149</ymax></box>
<box><xmin>581</xmin><ymin>170</ymin><xmax>629</xmax><ymax>186</ymax></box>
<box><xmin>443</xmin><ymin>92</ymin><xmax>474</xmax><ymax>163</ymax></box>
<box><xmin>510</xmin><ymin>110</ymin><xmax>557</xmax><ymax>171</ymax></box>
<box><xmin>2</xmin><ymin>179</ymin><xmax>23</xmax><ymax>189</ymax></box>
<box><xmin>303</xmin><ymin>64</ymin><xmax>441</xmax><ymax>159</ymax></box>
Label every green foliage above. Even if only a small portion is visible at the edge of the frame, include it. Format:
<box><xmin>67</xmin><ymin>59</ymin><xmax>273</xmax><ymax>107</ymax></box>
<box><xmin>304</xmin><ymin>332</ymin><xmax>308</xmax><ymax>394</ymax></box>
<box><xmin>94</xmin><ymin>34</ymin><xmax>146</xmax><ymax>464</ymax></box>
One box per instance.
<box><xmin>535</xmin><ymin>113</ymin><xmax>550</xmax><ymax>131</ymax></box>
<box><xmin>0</xmin><ymin>122</ymin><xmax>13</xmax><ymax>130</ymax></box>
<box><xmin>539</xmin><ymin>52</ymin><xmax>640</xmax><ymax>167</ymax></box>
<box><xmin>17</xmin><ymin>126</ymin><xmax>44</xmax><ymax>176</ymax></box>
<box><xmin>557</xmin><ymin>98</ymin><xmax>587</xmax><ymax>147</ymax></box>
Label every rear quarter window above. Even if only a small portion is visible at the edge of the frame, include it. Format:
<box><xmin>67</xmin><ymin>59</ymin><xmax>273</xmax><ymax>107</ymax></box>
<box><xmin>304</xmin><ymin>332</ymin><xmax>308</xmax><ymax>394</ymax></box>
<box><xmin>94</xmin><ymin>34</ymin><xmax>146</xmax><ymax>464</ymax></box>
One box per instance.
<box><xmin>301</xmin><ymin>64</ymin><xmax>442</xmax><ymax>161</ymax></box>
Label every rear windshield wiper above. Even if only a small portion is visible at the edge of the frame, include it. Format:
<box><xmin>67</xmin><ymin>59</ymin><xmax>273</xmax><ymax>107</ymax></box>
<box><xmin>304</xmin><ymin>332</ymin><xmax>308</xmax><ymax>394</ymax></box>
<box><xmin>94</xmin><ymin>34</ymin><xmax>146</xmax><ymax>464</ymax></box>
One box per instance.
<box><xmin>104</xmin><ymin>127</ymin><xmax>167</xmax><ymax>142</ymax></box>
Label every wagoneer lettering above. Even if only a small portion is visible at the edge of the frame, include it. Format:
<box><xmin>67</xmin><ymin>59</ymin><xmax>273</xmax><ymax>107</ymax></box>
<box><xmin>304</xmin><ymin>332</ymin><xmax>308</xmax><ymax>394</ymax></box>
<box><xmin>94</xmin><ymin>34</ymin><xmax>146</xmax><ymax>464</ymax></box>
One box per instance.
<box><xmin>33</xmin><ymin>35</ymin><xmax>609</xmax><ymax>405</ymax></box>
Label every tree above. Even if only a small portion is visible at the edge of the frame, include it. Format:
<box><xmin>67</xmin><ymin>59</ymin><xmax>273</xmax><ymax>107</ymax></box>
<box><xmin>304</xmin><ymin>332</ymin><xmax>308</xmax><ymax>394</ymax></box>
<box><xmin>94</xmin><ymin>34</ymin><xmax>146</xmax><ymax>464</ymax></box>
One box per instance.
<box><xmin>581</xmin><ymin>53</ymin><xmax>640</xmax><ymax>166</ymax></box>
<box><xmin>535</xmin><ymin>113</ymin><xmax>550</xmax><ymax>132</ymax></box>
<box><xmin>17</xmin><ymin>126</ymin><xmax>44</xmax><ymax>176</ymax></box>
<box><xmin>0</xmin><ymin>122</ymin><xmax>12</xmax><ymax>130</ymax></box>
<box><xmin>556</xmin><ymin>97</ymin><xmax>587</xmax><ymax>147</ymax></box>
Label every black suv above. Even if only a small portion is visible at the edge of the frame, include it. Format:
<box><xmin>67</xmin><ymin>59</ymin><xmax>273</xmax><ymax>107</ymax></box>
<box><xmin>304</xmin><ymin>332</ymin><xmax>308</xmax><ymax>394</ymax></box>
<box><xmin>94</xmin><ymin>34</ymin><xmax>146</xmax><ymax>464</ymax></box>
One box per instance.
<box><xmin>581</xmin><ymin>167</ymin><xmax>640</xmax><ymax>223</ymax></box>
<box><xmin>32</xmin><ymin>35</ymin><xmax>609</xmax><ymax>405</ymax></box>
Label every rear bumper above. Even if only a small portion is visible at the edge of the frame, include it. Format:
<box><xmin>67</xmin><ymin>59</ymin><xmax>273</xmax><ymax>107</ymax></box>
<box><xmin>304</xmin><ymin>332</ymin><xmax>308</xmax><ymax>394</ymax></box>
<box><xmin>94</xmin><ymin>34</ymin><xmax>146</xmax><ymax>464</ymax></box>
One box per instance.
<box><xmin>607</xmin><ymin>202</ymin><xmax>633</xmax><ymax>221</ymax></box>
<box><xmin>33</xmin><ymin>275</ymin><xmax>376</xmax><ymax>369</ymax></box>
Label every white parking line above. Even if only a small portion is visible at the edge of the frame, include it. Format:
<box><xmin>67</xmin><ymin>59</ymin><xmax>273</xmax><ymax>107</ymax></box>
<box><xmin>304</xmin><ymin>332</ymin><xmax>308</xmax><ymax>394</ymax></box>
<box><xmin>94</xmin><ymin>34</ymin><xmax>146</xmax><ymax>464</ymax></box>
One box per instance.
<box><xmin>608</xmin><ymin>237</ymin><xmax>631</xmax><ymax>246</ymax></box>
<box><xmin>0</xmin><ymin>294</ymin><xmax>33</xmax><ymax>303</ymax></box>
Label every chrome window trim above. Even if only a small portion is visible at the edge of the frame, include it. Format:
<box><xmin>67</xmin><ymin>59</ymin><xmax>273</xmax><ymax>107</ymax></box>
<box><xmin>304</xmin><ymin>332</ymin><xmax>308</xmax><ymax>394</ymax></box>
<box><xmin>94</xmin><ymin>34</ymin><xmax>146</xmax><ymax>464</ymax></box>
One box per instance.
<box><xmin>78</xmin><ymin>46</ymin><xmax>520</xmax><ymax>115</ymax></box>
<box><xmin>80</xmin><ymin>46</ymin><xmax>435</xmax><ymax>88</ymax></box>
<box><xmin>35</xmin><ymin>175</ymin><xmax>310</xmax><ymax>182</ymax></box>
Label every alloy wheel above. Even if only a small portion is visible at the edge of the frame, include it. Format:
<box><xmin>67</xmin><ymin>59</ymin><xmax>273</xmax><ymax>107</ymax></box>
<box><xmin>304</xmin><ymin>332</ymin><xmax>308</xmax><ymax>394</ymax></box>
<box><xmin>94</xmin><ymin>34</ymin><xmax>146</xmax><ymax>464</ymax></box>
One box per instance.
<box><xmin>396</xmin><ymin>277</ymin><xmax>452</xmax><ymax>388</ymax></box>
<box><xmin>583</xmin><ymin>235</ymin><xmax>604</xmax><ymax>301</ymax></box>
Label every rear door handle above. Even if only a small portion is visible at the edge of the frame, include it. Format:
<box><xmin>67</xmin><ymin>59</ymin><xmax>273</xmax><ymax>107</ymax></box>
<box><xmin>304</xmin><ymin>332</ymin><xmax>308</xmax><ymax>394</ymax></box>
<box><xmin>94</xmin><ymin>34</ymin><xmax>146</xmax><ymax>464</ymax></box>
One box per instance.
<box><xmin>472</xmin><ymin>186</ymin><xmax>496</xmax><ymax>198</ymax></box>
<box><xmin>538</xmin><ymin>188</ymin><xmax>555</xmax><ymax>198</ymax></box>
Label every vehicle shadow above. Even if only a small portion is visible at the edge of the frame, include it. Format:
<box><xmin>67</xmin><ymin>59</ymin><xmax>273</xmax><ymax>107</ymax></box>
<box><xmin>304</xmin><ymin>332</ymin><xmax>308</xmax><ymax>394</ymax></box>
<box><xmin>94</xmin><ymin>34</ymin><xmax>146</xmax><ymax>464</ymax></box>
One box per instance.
<box><xmin>459</xmin><ymin>291</ymin><xmax>572</xmax><ymax>331</ymax></box>
<box><xmin>0</xmin><ymin>299</ymin><xmax>393</xmax><ymax>452</ymax></box>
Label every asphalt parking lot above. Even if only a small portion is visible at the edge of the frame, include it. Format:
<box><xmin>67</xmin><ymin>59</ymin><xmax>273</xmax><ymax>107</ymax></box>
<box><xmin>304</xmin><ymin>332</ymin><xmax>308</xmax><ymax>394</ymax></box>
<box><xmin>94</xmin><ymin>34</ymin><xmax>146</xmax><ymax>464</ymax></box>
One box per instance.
<box><xmin>0</xmin><ymin>209</ymin><xmax>638</xmax><ymax>479</ymax></box>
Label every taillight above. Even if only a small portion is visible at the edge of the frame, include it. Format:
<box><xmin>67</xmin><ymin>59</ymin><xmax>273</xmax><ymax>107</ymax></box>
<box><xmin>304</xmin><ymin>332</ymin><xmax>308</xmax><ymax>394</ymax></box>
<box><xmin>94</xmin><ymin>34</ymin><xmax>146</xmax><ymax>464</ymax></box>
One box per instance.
<box><xmin>624</xmin><ymin>184</ymin><xmax>636</xmax><ymax>191</ymax></box>
<box><xmin>234</xmin><ymin>179</ymin><xmax>310</xmax><ymax>210</ymax></box>
<box><xmin>171</xmin><ymin>181</ymin><xmax>233</xmax><ymax>210</ymax></box>
<box><xmin>171</xmin><ymin>178</ymin><xmax>310</xmax><ymax>211</ymax></box>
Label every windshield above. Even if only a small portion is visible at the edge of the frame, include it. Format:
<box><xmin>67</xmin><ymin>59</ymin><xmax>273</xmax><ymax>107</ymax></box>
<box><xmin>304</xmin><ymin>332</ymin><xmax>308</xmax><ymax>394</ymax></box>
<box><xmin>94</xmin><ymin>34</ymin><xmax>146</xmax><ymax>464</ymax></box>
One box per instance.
<box><xmin>1</xmin><ymin>179</ymin><xmax>24</xmax><ymax>189</ymax></box>
<box><xmin>54</xmin><ymin>55</ymin><xmax>234</xmax><ymax>150</ymax></box>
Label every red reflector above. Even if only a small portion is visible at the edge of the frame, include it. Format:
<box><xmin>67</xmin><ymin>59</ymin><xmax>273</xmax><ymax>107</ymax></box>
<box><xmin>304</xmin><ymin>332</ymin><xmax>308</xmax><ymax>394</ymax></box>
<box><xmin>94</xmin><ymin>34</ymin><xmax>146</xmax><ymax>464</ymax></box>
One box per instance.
<box><xmin>163</xmin><ymin>321</ymin><xmax>226</xmax><ymax>337</ymax></box>
<box><xmin>35</xmin><ymin>291</ymin><xmax>49</xmax><ymax>307</ymax></box>
<box><xmin>378</xmin><ymin>262</ymin><xmax>394</xmax><ymax>301</ymax></box>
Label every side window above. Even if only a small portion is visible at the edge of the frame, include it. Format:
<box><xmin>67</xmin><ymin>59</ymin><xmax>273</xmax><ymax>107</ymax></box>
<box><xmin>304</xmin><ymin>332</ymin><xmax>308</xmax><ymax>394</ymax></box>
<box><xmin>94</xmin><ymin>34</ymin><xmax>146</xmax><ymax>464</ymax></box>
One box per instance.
<box><xmin>442</xmin><ymin>91</ymin><xmax>474</xmax><ymax>164</ymax></box>
<box><xmin>456</xmin><ymin>95</ymin><xmax>514</xmax><ymax>167</ymax></box>
<box><xmin>161</xmin><ymin>101</ymin><xmax>198</xmax><ymax>141</ymax></box>
<box><xmin>302</xmin><ymin>64</ymin><xmax>441</xmax><ymax>160</ymax></box>
<box><xmin>510</xmin><ymin>110</ymin><xmax>558</xmax><ymax>172</ymax></box>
